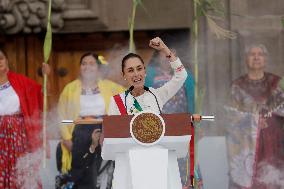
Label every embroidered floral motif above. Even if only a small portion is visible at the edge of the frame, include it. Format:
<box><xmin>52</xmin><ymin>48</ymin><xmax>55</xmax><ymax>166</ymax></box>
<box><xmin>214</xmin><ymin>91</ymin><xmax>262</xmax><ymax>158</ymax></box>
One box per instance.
<box><xmin>175</xmin><ymin>65</ymin><xmax>185</xmax><ymax>72</ymax></box>
<box><xmin>81</xmin><ymin>87</ymin><xmax>99</xmax><ymax>95</ymax></box>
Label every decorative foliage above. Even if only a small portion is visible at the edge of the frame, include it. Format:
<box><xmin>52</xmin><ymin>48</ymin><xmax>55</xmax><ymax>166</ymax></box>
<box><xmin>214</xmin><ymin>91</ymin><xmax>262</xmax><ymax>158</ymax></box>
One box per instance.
<box><xmin>128</xmin><ymin>0</ymin><xmax>145</xmax><ymax>53</ymax></box>
<box><xmin>206</xmin><ymin>15</ymin><xmax>236</xmax><ymax>39</ymax></box>
<box><xmin>197</xmin><ymin>0</ymin><xmax>222</xmax><ymax>15</ymax></box>
<box><xmin>43</xmin><ymin>0</ymin><xmax>52</xmax><ymax>63</ymax></box>
<box><xmin>191</xmin><ymin>1</ymin><xmax>237</xmax><ymax>188</ymax></box>
<box><xmin>42</xmin><ymin>0</ymin><xmax>52</xmax><ymax>168</ymax></box>
<box><xmin>98</xmin><ymin>55</ymin><xmax>108</xmax><ymax>65</ymax></box>
<box><xmin>193</xmin><ymin>0</ymin><xmax>236</xmax><ymax>39</ymax></box>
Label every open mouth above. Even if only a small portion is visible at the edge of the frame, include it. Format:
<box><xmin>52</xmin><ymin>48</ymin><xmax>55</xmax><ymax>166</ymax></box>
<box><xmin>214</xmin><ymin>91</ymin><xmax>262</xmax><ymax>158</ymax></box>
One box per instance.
<box><xmin>133</xmin><ymin>78</ymin><xmax>142</xmax><ymax>84</ymax></box>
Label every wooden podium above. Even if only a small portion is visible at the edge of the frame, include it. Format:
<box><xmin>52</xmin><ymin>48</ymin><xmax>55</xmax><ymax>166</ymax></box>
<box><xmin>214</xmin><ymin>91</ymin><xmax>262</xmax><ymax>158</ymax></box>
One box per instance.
<box><xmin>102</xmin><ymin>113</ymin><xmax>192</xmax><ymax>189</ymax></box>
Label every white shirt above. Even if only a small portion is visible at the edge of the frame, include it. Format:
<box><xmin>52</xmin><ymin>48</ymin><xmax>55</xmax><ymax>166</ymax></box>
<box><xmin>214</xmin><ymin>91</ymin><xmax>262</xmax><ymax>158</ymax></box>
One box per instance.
<box><xmin>108</xmin><ymin>58</ymin><xmax>187</xmax><ymax>115</ymax></box>
<box><xmin>0</xmin><ymin>82</ymin><xmax>21</xmax><ymax>115</ymax></box>
<box><xmin>80</xmin><ymin>93</ymin><xmax>106</xmax><ymax>116</ymax></box>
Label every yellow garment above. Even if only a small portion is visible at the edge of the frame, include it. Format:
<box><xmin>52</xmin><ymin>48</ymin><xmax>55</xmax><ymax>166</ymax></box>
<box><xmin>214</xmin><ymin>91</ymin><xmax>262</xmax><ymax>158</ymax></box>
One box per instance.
<box><xmin>58</xmin><ymin>79</ymin><xmax>125</xmax><ymax>173</ymax></box>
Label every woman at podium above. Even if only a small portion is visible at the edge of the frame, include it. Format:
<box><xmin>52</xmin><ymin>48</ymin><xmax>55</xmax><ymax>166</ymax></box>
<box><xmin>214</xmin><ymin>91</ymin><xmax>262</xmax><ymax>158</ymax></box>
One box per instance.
<box><xmin>108</xmin><ymin>37</ymin><xmax>187</xmax><ymax>115</ymax></box>
<box><xmin>107</xmin><ymin>37</ymin><xmax>188</xmax><ymax>189</ymax></box>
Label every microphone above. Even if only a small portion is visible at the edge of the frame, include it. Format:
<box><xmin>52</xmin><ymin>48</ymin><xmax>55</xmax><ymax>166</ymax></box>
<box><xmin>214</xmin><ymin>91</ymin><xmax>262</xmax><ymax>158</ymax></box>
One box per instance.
<box><xmin>126</xmin><ymin>86</ymin><xmax>134</xmax><ymax>95</ymax></box>
<box><xmin>125</xmin><ymin>86</ymin><xmax>134</xmax><ymax>113</ymax></box>
<box><xmin>144</xmin><ymin>86</ymin><xmax>162</xmax><ymax>114</ymax></box>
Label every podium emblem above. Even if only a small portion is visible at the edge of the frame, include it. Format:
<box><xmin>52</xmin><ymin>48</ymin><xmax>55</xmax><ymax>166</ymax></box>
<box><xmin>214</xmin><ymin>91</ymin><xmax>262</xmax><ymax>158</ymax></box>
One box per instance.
<box><xmin>130</xmin><ymin>111</ymin><xmax>165</xmax><ymax>146</ymax></box>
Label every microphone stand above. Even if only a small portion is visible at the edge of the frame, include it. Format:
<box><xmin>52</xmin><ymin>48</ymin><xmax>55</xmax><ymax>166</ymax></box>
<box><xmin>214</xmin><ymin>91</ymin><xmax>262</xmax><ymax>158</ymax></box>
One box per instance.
<box><xmin>125</xmin><ymin>86</ymin><xmax>134</xmax><ymax>114</ymax></box>
<box><xmin>144</xmin><ymin>86</ymin><xmax>162</xmax><ymax>114</ymax></box>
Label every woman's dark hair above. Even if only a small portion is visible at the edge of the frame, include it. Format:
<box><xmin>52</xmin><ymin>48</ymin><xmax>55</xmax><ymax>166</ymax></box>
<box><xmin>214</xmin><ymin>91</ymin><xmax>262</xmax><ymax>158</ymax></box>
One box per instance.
<box><xmin>80</xmin><ymin>52</ymin><xmax>102</xmax><ymax>65</ymax></box>
<box><xmin>0</xmin><ymin>49</ymin><xmax>8</xmax><ymax>59</ymax></box>
<box><xmin>121</xmin><ymin>53</ymin><xmax>145</xmax><ymax>73</ymax></box>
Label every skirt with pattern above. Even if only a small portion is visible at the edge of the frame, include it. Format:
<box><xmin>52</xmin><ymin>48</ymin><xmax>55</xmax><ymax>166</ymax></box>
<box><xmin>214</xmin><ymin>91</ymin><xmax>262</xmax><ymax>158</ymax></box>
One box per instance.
<box><xmin>0</xmin><ymin>114</ymin><xmax>27</xmax><ymax>189</ymax></box>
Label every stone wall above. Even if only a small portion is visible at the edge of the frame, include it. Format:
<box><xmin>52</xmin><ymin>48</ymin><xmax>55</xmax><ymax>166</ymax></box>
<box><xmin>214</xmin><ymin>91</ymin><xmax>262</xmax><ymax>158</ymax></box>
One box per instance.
<box><xmin>0</xmin><ymin>0</ymin><xmax>192</xmax><ymax>34</ymax></box>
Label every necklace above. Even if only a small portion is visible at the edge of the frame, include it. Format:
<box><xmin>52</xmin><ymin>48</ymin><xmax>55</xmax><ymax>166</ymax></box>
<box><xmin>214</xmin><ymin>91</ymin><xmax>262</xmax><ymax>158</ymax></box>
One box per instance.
<box><xmin>81</xmin><ymin>87</ymin><xmax>99</xmax><ymax>95</ymax></box>
<box><xmin>0</xmin><ymin>81</ymin><xmax>11</xmax><ymax>90</ymax></box>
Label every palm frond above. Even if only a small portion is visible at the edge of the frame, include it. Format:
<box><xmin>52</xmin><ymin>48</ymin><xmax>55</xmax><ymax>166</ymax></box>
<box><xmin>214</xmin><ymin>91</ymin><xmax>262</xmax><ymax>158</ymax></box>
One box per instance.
<box><xmin>206</xmin><ymin>14</ymin><xmax>236</xmax><ymax>39</ymax></box>
<box><xmin>43</xmin><ymin>22</ymin><xmax>52</xmax><ymax>63</ymax></box>
<box><xmin>136</xmin><ymin>0</ymin><xmax>147</xmax><ymax>13</ymax></box>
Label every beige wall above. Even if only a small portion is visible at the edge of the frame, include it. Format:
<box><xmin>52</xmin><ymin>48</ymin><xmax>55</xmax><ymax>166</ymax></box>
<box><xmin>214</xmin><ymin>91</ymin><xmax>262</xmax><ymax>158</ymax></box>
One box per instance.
<box><xmin>58</xmin><ymin>0</ymin><xmax>192</xmax><ymax>33</ymax></box>
<box><xmin>104</xmin><ymin>0</ymin><xmax>192</xmax><ymax>31</ymax></box>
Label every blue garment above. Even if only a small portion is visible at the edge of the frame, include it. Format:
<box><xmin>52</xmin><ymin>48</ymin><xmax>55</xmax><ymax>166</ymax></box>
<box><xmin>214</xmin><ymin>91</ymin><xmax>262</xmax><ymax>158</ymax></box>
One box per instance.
<box><xmin>145</xmin><ymin>65</ymin><xmax>195</xmax><ymax>113</ymax></box>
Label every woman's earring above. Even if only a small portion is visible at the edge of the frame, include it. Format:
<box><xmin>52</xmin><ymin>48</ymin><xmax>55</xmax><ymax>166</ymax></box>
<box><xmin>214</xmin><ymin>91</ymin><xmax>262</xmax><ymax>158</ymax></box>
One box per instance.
<box><xmin>124</xmin><ymin>78</ymin><xmax>127</xmax><ymax>81</ymax></box>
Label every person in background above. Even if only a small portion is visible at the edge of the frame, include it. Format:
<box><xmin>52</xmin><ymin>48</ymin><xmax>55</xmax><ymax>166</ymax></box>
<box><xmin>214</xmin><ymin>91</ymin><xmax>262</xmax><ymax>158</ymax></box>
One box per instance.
<box><xmin>0</xmin><ymin>49</ymin><xmax>49</xmax><ymax>188</ymax></box>
<box><xmin>57</xmin><ymin>52</ymin><xmax>125</xmax><ymax>189</ymax></box>
<box><xmin>226</xmin><ymin>44</ymin><xmax>284</xmax><ymax>189</ymax></box>
<box><xmin>145</xmin><ymin>38</ymin><xmax>202</xmax><ymax>188</ymax></box>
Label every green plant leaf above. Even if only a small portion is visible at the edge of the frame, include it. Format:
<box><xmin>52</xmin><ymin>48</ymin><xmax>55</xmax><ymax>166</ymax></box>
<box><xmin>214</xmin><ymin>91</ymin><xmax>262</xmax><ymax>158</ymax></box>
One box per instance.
<box><xmin>136</xmin><ymin>0</ymin><xmax>147</xmax><ymax>13</ymax></box>
<box><xmin>43</xmin><ymin>22</ymin><xmax>52</xmax><ymax>63</ymax></box>
<box><xmin>133</xmin><ymin>0</ymin><xmax>139</xmax><ymax>6</ymax></box>
<box><xmin>128</xmin><ymin>17</ymin><xmax>131</xmax><ymax>29</ymax></box>
<box><xmin>196</xmin><ymin>6</ymin><xmax>205</xmax><ymax>17</ymax></box>
<box><xmin>43</xmin><ymin>0</ymin><xmax>52</xmax><ymax>63</ymax></box>
<box><xmin>136</xmin><ymin>0</ymin><xmax>143</xmax><ymax>6</ymax></box>
<box><xmin>204</xmin><ymin>0</ymin><xmax>225</xmax><ymax>16</ymax></box>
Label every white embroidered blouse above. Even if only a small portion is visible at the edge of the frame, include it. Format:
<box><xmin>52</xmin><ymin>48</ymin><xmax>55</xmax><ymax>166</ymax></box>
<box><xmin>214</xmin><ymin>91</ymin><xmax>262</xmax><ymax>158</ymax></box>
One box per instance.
<box><xmin>0</xmin><ymin>81</ymin><xmax>21</xmax><ymax>115</ymax></box>
<box><xmin>108</xmin><ymin>58</ymin><xmax>187</xmax><ymax>115</ymax></box>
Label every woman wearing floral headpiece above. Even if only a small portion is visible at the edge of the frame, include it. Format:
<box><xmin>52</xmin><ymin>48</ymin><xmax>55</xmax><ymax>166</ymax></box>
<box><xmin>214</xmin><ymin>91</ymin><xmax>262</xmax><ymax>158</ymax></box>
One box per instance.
<box><xmin>57</xmin><ymin>52</ymin><xmax>125</xmax><ymax>189</ymax></box>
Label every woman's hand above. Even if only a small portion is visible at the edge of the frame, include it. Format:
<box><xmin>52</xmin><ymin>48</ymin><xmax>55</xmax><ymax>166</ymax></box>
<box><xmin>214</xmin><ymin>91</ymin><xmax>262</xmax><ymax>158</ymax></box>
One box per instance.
<box><xmin>149</xmin><ymin>37</ymin><xmax>169</xmax><ymax>52</ymax></box>
<box><xmin>149</xmin><ymin>37</ymin><xmax>177</xmax><ymax>61</ymax></box>
<box><xmin>90</xmin><ymin>129</ymin><xmax>102</xmax><ymax>152</ymax></box>
<box><xmin>42</xmin><ymin>62</ymin><xmax>51</xmax><ymax>75</ymax></box>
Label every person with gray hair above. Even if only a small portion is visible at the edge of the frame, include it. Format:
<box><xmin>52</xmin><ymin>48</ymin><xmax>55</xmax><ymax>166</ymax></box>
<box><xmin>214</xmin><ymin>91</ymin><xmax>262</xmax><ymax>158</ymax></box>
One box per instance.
<box><xmin>244</xmin><ymin>44</ymin><xmax>268</xmax><ymax>57</ymax></box>
<box><xmin>225</xmin><ymin>44</ymin><xmax>284</xmax><ymax>189</ymax></box>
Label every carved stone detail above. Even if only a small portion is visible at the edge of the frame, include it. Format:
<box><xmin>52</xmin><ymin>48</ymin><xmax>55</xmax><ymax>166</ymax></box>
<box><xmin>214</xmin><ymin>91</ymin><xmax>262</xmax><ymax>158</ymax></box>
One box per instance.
<box><xmin>0</xmin><ymin>0</ymin><xmax>65</xmax><ymax>34</ymax></box>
